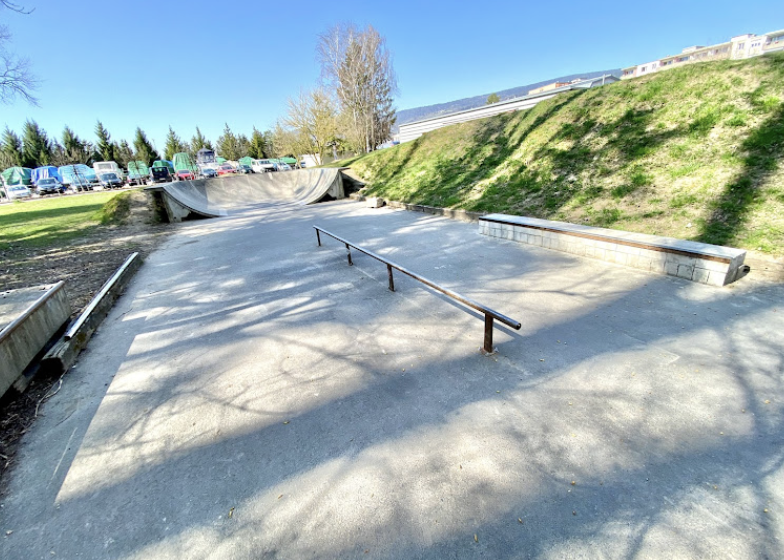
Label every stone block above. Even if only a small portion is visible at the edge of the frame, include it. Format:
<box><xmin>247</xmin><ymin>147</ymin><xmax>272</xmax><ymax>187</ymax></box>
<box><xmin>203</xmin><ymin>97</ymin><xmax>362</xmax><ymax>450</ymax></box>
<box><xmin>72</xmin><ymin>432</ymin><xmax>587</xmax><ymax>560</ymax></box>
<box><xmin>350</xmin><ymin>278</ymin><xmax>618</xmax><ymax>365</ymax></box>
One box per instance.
<box><xmin>692</xmin><ymin>268</ymin><xmax>711</xmax><ymax>284</ymax></box>
<box><xmin>677</xmin><ymin>264</ymin><xmax>695</xmax><ymax>280</ymax></box>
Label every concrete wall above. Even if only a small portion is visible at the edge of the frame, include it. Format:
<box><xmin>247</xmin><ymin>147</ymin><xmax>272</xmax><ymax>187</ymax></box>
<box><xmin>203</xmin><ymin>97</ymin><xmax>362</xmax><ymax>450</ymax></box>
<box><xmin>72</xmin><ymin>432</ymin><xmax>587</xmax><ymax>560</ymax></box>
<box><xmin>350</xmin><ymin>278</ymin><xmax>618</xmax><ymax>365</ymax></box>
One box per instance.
<box><xmin>479</xmin><ymin>214</ymin><xmax>747</xmax><ymax>287</ymax></box>
<box><xmin>0</xmin><ymin>282</ymin><xmax>71</xmax><ymax>397</ymax></box>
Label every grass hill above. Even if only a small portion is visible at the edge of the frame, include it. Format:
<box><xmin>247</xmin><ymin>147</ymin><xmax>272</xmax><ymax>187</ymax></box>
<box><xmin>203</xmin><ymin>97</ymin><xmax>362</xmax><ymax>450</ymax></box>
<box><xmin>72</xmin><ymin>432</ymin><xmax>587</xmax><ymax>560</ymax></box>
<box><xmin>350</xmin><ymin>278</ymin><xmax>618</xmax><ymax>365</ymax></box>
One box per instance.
<box><xmin>336</xmin><ymin>53</ymin><xmax>784</xmax><ymax>255</ymax></box>
<box><xmin>395</xmin><ymin>69</ymin><xmax>620</xmax><ymax>127</ymax></box>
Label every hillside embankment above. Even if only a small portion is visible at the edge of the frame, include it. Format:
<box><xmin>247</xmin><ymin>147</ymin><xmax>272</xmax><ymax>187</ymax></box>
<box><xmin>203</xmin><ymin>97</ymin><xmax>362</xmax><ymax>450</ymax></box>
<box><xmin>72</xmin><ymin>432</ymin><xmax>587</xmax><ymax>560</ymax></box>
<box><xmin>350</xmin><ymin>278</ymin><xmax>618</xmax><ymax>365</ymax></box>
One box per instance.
<box><xmin>337</xmin><ymin>53</ymin><xmax>784</xmax><ymax>257</ymax></box>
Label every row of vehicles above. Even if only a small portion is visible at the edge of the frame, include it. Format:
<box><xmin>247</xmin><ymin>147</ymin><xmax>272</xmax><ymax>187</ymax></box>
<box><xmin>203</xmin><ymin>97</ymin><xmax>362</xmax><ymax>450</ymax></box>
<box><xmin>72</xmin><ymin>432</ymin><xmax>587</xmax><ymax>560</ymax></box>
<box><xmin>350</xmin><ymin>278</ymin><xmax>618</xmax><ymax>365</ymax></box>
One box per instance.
<box><xmin>1</xmin><ymin>153</ymin><xmax>305</xmax><ymax>201</ymax></box>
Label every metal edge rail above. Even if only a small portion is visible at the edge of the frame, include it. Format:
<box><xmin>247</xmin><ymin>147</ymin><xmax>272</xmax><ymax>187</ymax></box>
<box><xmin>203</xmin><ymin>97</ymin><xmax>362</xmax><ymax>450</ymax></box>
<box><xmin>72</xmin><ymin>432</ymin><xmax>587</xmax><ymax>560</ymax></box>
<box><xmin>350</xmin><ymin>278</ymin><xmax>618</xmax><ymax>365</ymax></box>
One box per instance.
<box><xmin>313</xmin><ymin>226</ymin><xmax>521</xmax><ymax>354</ymax></box>
<box><xmin>64</xmin><ymin>252</ymin><xmax>139</xmax><ymax>341</ymax></box>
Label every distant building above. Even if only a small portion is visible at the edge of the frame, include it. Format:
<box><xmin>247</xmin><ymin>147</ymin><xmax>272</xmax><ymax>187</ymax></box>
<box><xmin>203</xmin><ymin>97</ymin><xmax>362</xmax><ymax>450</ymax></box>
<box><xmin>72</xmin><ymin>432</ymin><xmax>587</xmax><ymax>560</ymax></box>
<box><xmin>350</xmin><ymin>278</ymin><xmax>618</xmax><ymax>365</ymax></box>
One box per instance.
<box><xmin>622</xmin><ymin>28</ymin><xmax>784</xmax><ymax>80</ymax></box>
<box><xmin>399</xmin><ymin>75</ymin><xmax>619</xmax><ymax>144</ymax></box>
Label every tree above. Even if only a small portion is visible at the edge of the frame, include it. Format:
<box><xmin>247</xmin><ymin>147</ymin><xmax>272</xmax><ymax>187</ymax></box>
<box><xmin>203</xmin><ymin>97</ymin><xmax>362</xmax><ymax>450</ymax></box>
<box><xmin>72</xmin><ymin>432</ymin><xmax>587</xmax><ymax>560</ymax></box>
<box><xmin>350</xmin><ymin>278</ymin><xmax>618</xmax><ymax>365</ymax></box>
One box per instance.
<box><xmin>216</xmin><ymin>123</ymin><xmax>240</xmax><ymax>161</ymax></box>
<box><xmin>190</xmin><ymin>127</ymin><xmax>209</xmax><ymax>155</ymax></box>
<box><xmin>133</xmin><ymin>127</ymin><xmax>158</xmax><ymax>166</ymax></box>
<box><xmin>94</xmin><ymin>120</ymin><xmax>116</xmax><ymax>162</ymax></box>
<box><xmin>317</xmin><ymin>23</ymin><xmax>397</xmax><ymax>153</ymax></box>
<box><xmin>61</xmin><ymin>126</ymin><xmax>91</xmax><ymax>164</ymax></box>
<box><xmin>271</xmin><ymin>121</ymin><xmax>308</xmax><ymax>161</ymax></box>
<box><xmin>164</xmin><ymin>126</ymin><xmax>187</xmax><ymax>160</ymax></box>
<box><xmin>0</xmin><ymin>1</ymin><xmax>37</xmax><ymax>104</ymax></box>
<box><xmin>237</xmin><ymin>134</ymin><xmax>250</xmax><ymax>158</ymax></box>
<box><xmin>0</xmin><ymin>125</ymin><xmax>21</xmax><ymax>167</ymax></box>
<box><xmin>283</xmin><ymin>88</ymin><xmax>337</xmax><ymax>164</ymax></box>
<box><xmin>20</xmin><ymin>119</ymin><xmax>51</xmax><ymax>167</ymax></box>
<box><xmin>116</xmin><ymin>140</ymin><xmax>134</xmax><ymax>167</ymax></box>
<box><xmin>486</xmin><ymin>93</ymin><xmax>500</xmax><ymax>105</ymax></box>
<box><xmin>248</xmin><ymin>128</ymin><xmax>268</xmax><ymax>159</ymax></box>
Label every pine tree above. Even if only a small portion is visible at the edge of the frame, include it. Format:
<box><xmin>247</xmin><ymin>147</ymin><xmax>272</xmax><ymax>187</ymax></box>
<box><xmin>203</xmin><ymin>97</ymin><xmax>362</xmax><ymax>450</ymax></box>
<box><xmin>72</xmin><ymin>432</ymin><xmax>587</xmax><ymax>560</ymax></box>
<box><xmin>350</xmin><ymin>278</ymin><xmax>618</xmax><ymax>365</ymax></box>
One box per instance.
<box><xmin>190</xmin><ymin>127</ymin><xmax>209</xmax><ymax>154</ymax></box>
<box><xmin>95</xmin><ymin>120</ymin><xmax>116</xmax><ymax>162</ymax></box>
<box><xmin>21</xmin><ymin>120</ymin><xmax>52</xmax><ymax>167</ymax></box>
<box><xmin>116</xmin><ymin>140</ymin><xmax>134</xmax><ymax>167</ymax></box>
<box><xmin>62</xmin><ymin>126</ymin><xmax>90</xmax><ymax>164</ymax></box>
<box><xmin>133</xmin><ymin>128</ymin><xmax>159</xmax><ymax>166</ymax></box>
<box><xmin>164</xmin><ymin>126</ymin><xmax>186</xmax><ymax>160</ymax></box>
<box><xmin>216</xmin><ymin>123</ymin><xmax>240</xmax><ymax>161</ymax></box>
<box><xmin>248</xmin><ymin>128</ymin><xmax>268</xmax><ymax>159</ymax></box>
<box><xmin>0</xmin><ymin>127</ymin><xmax>23</xmax><ymax>168</ymax></box>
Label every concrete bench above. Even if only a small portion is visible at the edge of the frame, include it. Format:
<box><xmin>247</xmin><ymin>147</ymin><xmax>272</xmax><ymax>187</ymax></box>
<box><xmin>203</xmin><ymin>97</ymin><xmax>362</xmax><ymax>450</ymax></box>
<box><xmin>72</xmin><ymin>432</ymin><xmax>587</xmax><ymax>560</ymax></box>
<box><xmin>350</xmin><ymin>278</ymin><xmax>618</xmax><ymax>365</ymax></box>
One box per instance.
<box><xmin>479</xmin><ymin>214</ymin><xmax>747</xmax><ymax>286</ymax></box>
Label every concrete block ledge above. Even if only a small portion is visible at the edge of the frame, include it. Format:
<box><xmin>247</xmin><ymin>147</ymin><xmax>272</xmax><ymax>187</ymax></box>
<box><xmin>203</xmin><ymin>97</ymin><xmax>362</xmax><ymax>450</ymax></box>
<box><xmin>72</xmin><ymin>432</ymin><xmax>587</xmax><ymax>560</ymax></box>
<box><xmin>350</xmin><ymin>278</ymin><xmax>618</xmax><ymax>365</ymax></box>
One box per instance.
<box><xmin>0</xmin><ymin>282</ymin><xmax>71</xmax><ymax>398</ymax></box>
<box><xmin>42</xmin><ymin>252</ymin><xmax>142</xmax><ymax>375</ymax></box>
<box><xmin>479</xmin><ymin>214</ymin><xmax>747</xmax><ymax>286</ymax></box>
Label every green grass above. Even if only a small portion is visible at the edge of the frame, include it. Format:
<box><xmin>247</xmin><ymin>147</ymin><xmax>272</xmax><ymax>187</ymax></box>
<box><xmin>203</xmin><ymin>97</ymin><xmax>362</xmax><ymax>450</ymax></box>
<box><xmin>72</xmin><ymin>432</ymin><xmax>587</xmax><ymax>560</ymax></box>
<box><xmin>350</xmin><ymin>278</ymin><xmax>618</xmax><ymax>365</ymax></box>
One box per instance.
<box><xmin>0</xmin><ymin>191</ymin><xmax>127</xmax><ymax>250</ymax></box>
<box><xmin>335</xmin><ymin>53</ymin><xmax>784</xmax><ymax>255</ymax></box>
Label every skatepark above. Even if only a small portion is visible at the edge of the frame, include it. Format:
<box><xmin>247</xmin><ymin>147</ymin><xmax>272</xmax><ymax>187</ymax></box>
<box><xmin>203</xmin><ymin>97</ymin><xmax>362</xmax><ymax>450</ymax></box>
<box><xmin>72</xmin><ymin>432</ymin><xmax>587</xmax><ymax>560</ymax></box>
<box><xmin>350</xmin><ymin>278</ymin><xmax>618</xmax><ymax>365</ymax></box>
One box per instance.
<box><xmin>2</xmin><ymin>171</ymin><xmax>784</xmax><ymax>559</ymax></box>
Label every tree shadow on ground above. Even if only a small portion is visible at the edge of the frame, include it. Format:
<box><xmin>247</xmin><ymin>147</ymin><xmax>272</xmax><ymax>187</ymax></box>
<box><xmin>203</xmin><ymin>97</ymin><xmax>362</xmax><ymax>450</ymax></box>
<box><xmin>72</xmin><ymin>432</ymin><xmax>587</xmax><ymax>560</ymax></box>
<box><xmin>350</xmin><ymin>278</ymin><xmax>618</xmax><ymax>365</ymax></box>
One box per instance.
<box><xmin>698</xmin><ymin>102</ymin><xmax>784</xmax><ymax>247</ymax></box>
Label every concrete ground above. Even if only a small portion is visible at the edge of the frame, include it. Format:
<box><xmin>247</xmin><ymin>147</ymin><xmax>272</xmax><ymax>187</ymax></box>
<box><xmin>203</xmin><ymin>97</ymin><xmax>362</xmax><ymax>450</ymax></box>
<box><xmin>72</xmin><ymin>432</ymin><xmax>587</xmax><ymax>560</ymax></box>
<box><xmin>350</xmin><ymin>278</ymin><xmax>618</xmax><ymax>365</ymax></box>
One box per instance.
<box><xmin>1</xmin><ymin>200</ymin><xmax>783</xmax><ymax>560</ymax></box>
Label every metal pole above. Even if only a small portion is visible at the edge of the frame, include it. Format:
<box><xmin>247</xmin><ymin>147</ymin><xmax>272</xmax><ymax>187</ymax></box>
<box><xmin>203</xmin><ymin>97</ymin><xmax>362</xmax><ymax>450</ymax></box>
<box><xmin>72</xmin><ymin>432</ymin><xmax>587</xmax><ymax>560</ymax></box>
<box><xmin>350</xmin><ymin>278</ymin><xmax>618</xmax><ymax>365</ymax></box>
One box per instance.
<box><xmin>483</xmin><ymin>314</ymin><xmax>495</xmax><ymax>354</ymax></box>
<box><xmin>346</xmin><ymin>244</ymin><xmax>353</xmax><ymax>266</ymax></box>
<box><xmin>387</xmin><ymin>264</ymin><xmax>395</xmax><ymax>292</ymax></box>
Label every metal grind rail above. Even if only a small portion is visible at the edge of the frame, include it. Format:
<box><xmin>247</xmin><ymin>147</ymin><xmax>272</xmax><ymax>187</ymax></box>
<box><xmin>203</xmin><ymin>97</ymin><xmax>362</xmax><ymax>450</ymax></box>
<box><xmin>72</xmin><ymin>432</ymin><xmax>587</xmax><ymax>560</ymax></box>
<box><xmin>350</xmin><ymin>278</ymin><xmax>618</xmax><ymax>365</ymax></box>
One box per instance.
<box><xmin>314</xmin><ymin>226</ymin><xmax>521</xmax><ymax>354</ymax></box>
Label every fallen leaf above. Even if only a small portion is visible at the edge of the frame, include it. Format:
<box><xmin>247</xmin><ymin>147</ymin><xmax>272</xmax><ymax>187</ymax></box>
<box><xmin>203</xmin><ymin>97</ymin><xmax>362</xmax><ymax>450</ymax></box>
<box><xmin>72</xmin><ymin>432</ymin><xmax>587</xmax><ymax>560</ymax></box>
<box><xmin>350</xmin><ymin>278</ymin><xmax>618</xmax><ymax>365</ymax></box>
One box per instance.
<box><xmin>278</xmin><ymin>494</ymin><xmax>283</xmax><ymax>500</ymax></box>
<box><xmin>474</xmin><ymin>534</ymin><xmax>478</xmax><ymax>543</ymax></box>
<box><xmin>518</xmin><ymin>518</ymin><xmax>523</xmax><ymax>524</ymax></box>
<box><xmin>283</xmin><ymin>421</ymin><xmax>290</xmax><ymax>425</ymax></box>
<box><xmin>228</xmin><ymin>507</ymin><xmax>234</xmax><ymax>519</ymax></box>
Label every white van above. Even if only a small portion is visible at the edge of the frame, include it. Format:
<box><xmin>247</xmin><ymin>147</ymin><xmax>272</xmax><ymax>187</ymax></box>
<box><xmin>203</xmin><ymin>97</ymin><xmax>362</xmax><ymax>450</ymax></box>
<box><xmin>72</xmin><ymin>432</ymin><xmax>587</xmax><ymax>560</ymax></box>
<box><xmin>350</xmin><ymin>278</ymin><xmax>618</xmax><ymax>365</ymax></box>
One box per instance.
<box><xmin>93</xmin><ymin>161</ymin><xmax>125</xmax><ymax>183</ymax></box>
<box><xmin>252</xmin><ymin>159</ymin><xmax>276</xmax><ymax>173</ymax></box>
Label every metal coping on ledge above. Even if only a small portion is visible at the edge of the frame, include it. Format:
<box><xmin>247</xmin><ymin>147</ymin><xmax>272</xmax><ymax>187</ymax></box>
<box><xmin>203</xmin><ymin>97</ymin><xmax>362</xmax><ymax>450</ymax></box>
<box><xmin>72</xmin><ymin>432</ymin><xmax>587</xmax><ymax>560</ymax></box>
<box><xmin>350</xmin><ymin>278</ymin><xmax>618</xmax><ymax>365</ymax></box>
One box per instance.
<box><xmin>64</xmin><ymin>252</ymin><xmax>139</xmax><ymax>341</ymax></box>
<box><xmin>313</xmin><ymin>225</ymin><xmax>521</xmax><ymax>354</ymax></box>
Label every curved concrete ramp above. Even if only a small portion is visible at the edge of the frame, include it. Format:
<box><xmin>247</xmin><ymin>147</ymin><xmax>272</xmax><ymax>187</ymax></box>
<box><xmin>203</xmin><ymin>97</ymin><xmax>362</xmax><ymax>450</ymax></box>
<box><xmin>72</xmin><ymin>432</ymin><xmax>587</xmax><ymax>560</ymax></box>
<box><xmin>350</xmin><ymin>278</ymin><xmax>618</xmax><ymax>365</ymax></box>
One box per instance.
<box><xmin>153</xmin><ymin>168</ymin><xmax>345</xmax><ymax>221</ymax></box>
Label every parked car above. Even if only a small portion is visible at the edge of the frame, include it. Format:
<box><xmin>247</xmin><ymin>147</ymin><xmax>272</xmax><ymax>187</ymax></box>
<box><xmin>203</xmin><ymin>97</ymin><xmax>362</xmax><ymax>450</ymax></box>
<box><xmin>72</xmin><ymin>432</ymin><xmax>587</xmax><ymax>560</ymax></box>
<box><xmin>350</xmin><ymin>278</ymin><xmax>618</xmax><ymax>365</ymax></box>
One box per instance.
<box><xmin>94</xmin><ymin>161</ymin><xmax>125</xmax><ymax>183</ymax></box>
<box><xmin>5</xmin><ymin>185</ymin><xmax>32</xmax><ymax>200</ymax></box>
<box><xmin>298</xmin><ymin>161</ymin><xmax>307</xmax><ymax>168</ymax></box>
<box><xmin>175</xmin><ymin>169</ymin><xmax>196</xmax><ymax>181</ymax></box>
<box><xmin>217</xmin><ymin>164</ymin><xmax>236</xmax><ymax>176</ymax></box>
<box><xmin>98</xmin><ymin>172</ymin><xmax>124</xmax><ymax>189</ymax></box>
<box><xmin>252</xmin><ymin>159</ymin><xmax>276</xmax><ymax>173</ymax></box>
<box><xmin>37</xmin><ymin>177</ymin><xmax>67</xmax><ymax>195</ymax></box>
<box><xmin>236</xmin><ymin>164</ymin><xmax>254</xmax><ymax>174</ymax></box>
<box><xmin>275</xmin><ymin>162</ymin><xmax>292</xmax><ymax>172</ymax></box>
<box><xmin>201</xmin><ymin>168</ymin><xmax>218</xmax><ymax>178</ymax></box>
<box><xmin>149</xmin><ymin>166</ymin><xmax>173</xmax><ymax>183</ymax></box>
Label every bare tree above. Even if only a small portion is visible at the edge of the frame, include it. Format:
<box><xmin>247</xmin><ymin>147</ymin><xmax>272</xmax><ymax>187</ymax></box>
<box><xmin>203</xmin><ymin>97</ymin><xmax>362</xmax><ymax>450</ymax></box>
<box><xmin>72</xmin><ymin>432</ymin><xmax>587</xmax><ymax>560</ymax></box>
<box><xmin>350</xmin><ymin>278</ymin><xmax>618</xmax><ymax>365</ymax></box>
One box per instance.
<box><xmin>317</xmin><ymin>24</ymin><xmax>397</xmax><ymax>153</ymax></box>
<box><xmin>0</xmin><ymin>0</ymin><xmax>38</xmax><ymax>104</ymax></box>
<box><xmin>284</xmin><ymin>88</ymin><xmax>337</xmax><ymax>165</ymax></box>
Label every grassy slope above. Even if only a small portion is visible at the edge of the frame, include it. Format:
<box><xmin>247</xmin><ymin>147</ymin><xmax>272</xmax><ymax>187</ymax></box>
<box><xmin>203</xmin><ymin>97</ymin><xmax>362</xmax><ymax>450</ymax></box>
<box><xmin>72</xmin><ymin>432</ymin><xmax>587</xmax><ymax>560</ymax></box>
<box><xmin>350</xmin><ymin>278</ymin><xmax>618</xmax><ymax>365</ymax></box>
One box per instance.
<box><xmin>336</xmin><ymin>53</ymin><xmax>784</xmax><ymax>254</ymax></box>
<box><xmin>0</xmin><ymin>190</ymin><xmax>133</xmax><ymax>250</ymax></box>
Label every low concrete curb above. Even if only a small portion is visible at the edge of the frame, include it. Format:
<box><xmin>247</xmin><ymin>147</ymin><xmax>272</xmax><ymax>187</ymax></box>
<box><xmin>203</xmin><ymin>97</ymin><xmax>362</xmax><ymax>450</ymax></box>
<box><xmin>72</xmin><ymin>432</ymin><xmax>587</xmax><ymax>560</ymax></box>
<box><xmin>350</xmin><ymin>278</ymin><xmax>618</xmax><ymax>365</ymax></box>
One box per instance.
<box><xmin>379</xmin><ymin>199</ymin><xmax>486</xmax><ymax>223</ymax></box>
<box><xmin>42</xmin><ymin>252</ymin><xmax>142</xmax><ymax>375</ymax></box>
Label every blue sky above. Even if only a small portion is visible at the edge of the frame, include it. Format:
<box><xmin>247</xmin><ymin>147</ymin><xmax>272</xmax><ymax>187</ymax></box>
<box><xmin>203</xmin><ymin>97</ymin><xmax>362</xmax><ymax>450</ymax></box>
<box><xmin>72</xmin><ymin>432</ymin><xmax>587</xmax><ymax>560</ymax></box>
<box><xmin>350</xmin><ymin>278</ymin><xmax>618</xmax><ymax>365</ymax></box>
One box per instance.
<box><xmin>1</xmin><ymin>0</ymin><xmax>782</xmax><ymax>149</ymax></box>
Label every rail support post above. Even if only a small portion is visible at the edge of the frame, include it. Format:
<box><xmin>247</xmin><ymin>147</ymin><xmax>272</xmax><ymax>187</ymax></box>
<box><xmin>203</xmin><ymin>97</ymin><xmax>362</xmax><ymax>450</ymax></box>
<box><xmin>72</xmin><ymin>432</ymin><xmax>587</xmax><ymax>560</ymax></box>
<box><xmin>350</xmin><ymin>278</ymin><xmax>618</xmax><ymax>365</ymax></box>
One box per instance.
<box><xmin>346</xmin><ymin>244</ymin><xmax>353</xmax><ymax>266</ymax></box>
<box><xmin>387</xmin><ymin>264</ymin><xmax>395</xmax><ymax>292</ymax></box>
<box><xmin>316</xmin><ymin>229</ymin><xmax>321</xmax><ymax>246</ymax></box>
<box><xmin>481</xmin><ymin>314</ymin><xmax>496</xmax><ymax>355</ymax></box>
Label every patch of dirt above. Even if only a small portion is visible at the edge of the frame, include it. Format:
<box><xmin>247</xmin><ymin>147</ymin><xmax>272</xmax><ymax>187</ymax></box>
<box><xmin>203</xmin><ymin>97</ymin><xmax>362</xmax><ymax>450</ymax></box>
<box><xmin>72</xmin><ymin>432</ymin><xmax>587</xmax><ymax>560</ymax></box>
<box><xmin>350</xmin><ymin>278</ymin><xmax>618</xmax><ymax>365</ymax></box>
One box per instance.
<box><xmin>0</xmin><ymin>190</ymin><xmax>172</xmax><ymax>486</ymax></box>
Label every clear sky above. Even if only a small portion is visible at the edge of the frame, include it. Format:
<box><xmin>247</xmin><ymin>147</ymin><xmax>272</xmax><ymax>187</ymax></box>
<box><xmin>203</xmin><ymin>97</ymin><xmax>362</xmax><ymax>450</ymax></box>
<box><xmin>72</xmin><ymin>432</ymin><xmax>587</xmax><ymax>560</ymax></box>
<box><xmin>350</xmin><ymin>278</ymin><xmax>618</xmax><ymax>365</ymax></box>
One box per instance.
<box><xmin>1</xmin><ymin>0</ymin><xmax>782</xmax><ymax>150</ymax></box>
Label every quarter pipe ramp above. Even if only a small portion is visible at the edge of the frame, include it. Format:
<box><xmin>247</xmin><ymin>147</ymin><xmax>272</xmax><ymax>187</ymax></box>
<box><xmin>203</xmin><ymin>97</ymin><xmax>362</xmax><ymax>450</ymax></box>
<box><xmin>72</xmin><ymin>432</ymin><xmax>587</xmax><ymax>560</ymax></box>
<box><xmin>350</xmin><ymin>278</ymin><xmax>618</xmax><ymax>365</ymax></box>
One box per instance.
<box><xmin>149</xmin><ymin>168</ymin><xmax>345</xmax><ymax>221</ymax></box>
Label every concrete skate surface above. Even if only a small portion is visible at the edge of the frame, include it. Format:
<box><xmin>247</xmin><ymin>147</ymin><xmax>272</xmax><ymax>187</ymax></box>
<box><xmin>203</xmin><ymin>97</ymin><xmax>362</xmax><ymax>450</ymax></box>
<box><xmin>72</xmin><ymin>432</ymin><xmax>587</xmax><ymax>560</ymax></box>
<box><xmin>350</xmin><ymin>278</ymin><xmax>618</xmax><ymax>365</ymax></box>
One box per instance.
<box><xmin>2</xmin><ymin>200</ymin><xmax>783</xmax><ymax>559</ymax></box>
